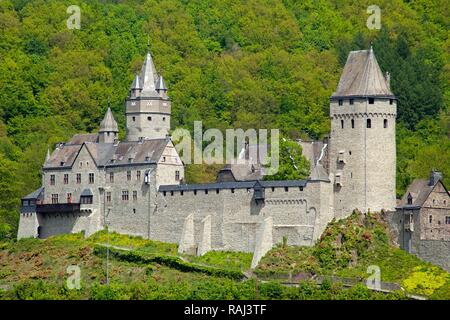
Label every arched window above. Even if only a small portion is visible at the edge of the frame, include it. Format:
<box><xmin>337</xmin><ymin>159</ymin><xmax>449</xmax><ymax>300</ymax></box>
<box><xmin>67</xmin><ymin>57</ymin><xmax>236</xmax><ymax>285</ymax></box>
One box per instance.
<box><xmin>351</xmin><ymin>119</ymin><xmax>355</xmax><ymax>128</ymax></box>
<box><xmin>384</xmin><ymin>119</ymin><xmax>388</xmax><ymax>128</ymax></box>
<box><xmin>367</xmin><ymin>119</ymin><xmax>371</xmax><ymax>128</ymax></box>
<box><xmin>341</xmin><ymin>120</ymin><xmax>344</xmax><ymax>129</ymax></box>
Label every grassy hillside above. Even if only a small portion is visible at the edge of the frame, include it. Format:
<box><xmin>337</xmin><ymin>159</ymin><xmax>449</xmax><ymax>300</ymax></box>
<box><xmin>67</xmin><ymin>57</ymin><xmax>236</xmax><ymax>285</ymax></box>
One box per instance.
<box><xmin>0</xmin><ymin>212</ymin><xmax>448</xmax><ymax>300</ymax></box>
<box><xmin>0</xmin><ymin>0</ymin><xmax>449</xmax><ymax>239</ymax></box>
<box><xmin>256</xmin><ymin>211</ymin><xmax>450</xmax><ymax>299</ymax></box>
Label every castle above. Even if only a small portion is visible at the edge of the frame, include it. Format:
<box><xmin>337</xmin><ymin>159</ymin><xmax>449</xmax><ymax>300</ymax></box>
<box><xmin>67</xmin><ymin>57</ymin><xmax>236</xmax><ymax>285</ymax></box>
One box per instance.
<box><xmin>18</xmin><ymin>48</ymin><xmax>400</xmax><ymax>267</ymax></box>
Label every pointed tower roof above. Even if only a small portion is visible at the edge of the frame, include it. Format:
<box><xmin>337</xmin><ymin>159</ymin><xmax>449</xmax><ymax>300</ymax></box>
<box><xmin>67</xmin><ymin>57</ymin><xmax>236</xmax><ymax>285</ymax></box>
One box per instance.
<box><xmin>45</xmin><ymin>147</ymin><xmax>51</xmax><ymax>164</ymax></box>
<box><xmin>99</xmin><ymin>107</ymin><xmax>119</xmax><ymax>133</ymax></box>
<box><xmin>139</xmin><ymin>52</ymin><xmax>159</xmax><ymax>97</ymax></box>
<box><xmin>131</xmin><ymin>73</ymin><xmax>141</xmax><ymax>90</ymax></box>
<box><xmin>332</xmin><ymin>48</ymin><xmax>394</xmax><ymax>98</ymax></box>
<box><xmin>156</xmin><ymin>75</ymin><xmax>167</xmax><ymax>91</ymax></box>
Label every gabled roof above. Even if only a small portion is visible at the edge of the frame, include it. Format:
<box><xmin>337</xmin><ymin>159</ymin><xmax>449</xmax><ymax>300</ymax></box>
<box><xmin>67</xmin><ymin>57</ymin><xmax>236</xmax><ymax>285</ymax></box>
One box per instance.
<box><xmin>43</xmin><ymin>138</ymin><xmax>170</xmax><ymax>170</ymax></box>
<box><xmin>44</xmin><ymin>144</ymin><xmax>84</xmax><ymax>169</ymax></box>
<box><xmin>68</xmin><ymin>133</ymin><xmax>99</xmax><ymax>145</ymax></box>
<box><xmin>332</xmin><ymin>48</ymin><xmax>394</xmax><ymax>98</ymax></box>
<box><xmin>398</xmin><ymin>178</ymin><xmax>449</xmax><ymax>208</ymax></box>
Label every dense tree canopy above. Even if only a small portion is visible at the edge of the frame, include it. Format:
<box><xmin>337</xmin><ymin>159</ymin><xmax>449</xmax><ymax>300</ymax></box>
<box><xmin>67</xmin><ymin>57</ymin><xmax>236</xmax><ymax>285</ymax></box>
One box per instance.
<box><xmin>0</xmin><ymin>0</ymin><xmax>448</xmax><ymax>238</ymax></box>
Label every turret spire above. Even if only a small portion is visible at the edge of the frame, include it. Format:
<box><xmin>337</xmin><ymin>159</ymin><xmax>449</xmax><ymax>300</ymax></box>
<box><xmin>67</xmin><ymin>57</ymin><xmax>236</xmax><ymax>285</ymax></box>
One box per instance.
<box><xmin>140</xmin><ymin>52</ymin><xmax>159</xmax><ymax>97</ymax></box>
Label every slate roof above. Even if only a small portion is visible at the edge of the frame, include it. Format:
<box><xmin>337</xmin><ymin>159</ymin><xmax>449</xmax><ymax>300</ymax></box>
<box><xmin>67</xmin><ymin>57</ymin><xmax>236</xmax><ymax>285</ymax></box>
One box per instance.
<box><xmin>397</xmin><ymin>177</ymin><xmax>449</xmax><ymax>209</ymax></box>
<box><xmin>99</xmin><ymin>107</ymin><xmax>119</xmax><ymax>133</ymax></box>
<box><xmin>23</xmin><ymin>187</ymin><xmax>44</xmax><ymax>200</ymax></box>
<box><xmin>332</xmin><ymin>48</ymin><xmax>394</xmax><ymax>98</ymax></box>
<box><xmin>68</xmin><ymin>133</ymin><xmax>99</xmax><ymax>145</ymax></box>
<box><xmin>140</xmin><ymin>52</ymin><xmax>159</xmax><ymax>97</ymax></box>
<box><xmin>159</xmin><ymin>180</ymin><xmax>307</xmax><ymax>192</ymax></box>
<box><xmin>43</xmin><ymin>137</ymin><xmax>169</xmax><ymax>169</ymax></box>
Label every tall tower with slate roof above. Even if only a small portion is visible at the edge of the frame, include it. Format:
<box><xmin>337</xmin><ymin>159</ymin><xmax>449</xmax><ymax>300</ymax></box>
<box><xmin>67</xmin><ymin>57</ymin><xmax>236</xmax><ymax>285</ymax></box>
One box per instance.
<box><xmin>329</xmin><ymin>47</ymin><xmax>397</xmax><ymax>217</ymax></box>
<box><xmin>125</xmin><ymin>52</ymin><xmax>170</xmax><ymax>141</ymax></box>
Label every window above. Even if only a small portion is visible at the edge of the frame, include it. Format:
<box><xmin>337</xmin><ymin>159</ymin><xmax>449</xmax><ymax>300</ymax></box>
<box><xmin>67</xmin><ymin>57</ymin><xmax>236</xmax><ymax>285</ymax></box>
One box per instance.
<box><xmin>390</xmin><ymin>99</ymin><xmax>394</xmax><ymax>105</ymax></box>
<box><xmin>231</xmin><ymin>188</ymin><xmax>235</xmax><ymax>194</ymax></box>
<box><xmin>127</xmin><ymin>171</ymin><xmax>131</xmax><ymax>181</ymax></box>
<box><xmin>384</xmin><ymin>119</ymin><xmax>388</xmax><ymax>128</ymax></box>
<box><xmin>133</xmin><ymin>208</ymin><xmax>136</xmax><ymax>214</ymax></box>
<box><xmin>429</xmin><ymin>215</ymin><xmax>433</xmax><ymax>224</ymax></box>
<box><xmin>162</xmin><ymin>156</ymin><xmax>166</xmax><ymax>162</ymax></box>
<box><xmin>133</xmin><ymin>191</ymin><xmax>138</xmax><ymax>201</ymax></box>
<box><xmin>284</xmin><ymin>187</ymin><xmax>289</xmax><ymax>192</ymax></box>
<box><xmin>216</xmin><ymin>189</ymin><xmax>220</xmax><ymax>194</ymax></box>
<box><xmin>180</xmin><ymin>191</ymin><xmax>184</xmax><ymax>196</ymax></box>
<box><xmin>79</xmin><ymin>161</ymin><xmax>83</xmax><ymax>168</ymax></box>
<box><xmin>351</xmin><ymin>119</ymin><xmax>355</xmax><ymax>128</ymax></box>
<box><xmin>445</xmin><ymin>216</ymin><xmax>450</xmax><ymax>225</ymax></box>
<box><xmin>163</xmin><ymin>191</ymin><xmax>167</xmax><ymax>197</ymax></box>
<box><xmin>299</xmin><ymin>187</ymin><xmax>304</xmax><ymax>191</ymax></box>
<box><xmin>81</xmin><ymin>195</ymin><xmax>93</xmax><ymax>204</ymax></box>
<box><xmin>194</xmin><ymin>190</ymin><xmax>197</xmax><ymax>195</ymax></box>
<box><xmin>162</xmin><ymin>117</ymin><xmax>166</xmax><ymax>121</ymax></box>
<box><xmin>67</xmin><ymin>193</ymin><xmax>72</xmax><ymax>203</ymax></box>
<box><xmin>51</xmin><ymin>194</ymin><xmax>59</xmax><ymax>204</ymax></box>
<box><xmin>367</xmin><ymin>119</ymin><xmax>372</xmax><ymax>128</ymax></box>
<box><xmin>122</xmin><ymin>191</ymin><xmax>129</xmax><ymax>201</ymax></box>
<box><xmin>271</xmin><ymin>187</ymin><xmax>275</xmax><ymax>192</ymax></box>
<box><xmin>89</xmin><ymin>173</ymin><xmax>95</xmax><ymax>184</ymax></box>
<box><xmin>137</xmin><ymin>171</ymin><xmax>141</xmax><ymax>181</ymax></box>
<box><xmin>170</xmin><ymin>191</ymin><xmax>174</xmax><ymax>196</ymax></box>
<box><xmin>175</xmin><ymin>170</ymin><xmax>180</xmax><ymax>181</ymax></box>
<box><xmin>64</xmin><ymin>174</ymin><xmax>69</xmax><ymax>185</ymax></box>
<box><xmin>147</xmin><ymin>116</ymin><xmax>152</xmax><ymax>121</ymax></box>
<box><xmin>50</xmin><ymin>175</ymin><xmax>55</xmax><ymax>185</ymax></box>
<box><xmin>349</xmin><ymin>99</ymin><xmax>354</xmax><ymax>105</ymax></box>
<box><xmin>76</xmin><ymin>173</ymin><xmax>81</xmax><ymax>184</ymax></box>
<box><xmin>132</xmin><ymin>116</ymin><xmax>136</xmax><ymax>122</ymax></box>
<box><xmin>110</xmin><ymin>172</ymin><xmax>114</xmax><ymax>183</ymax></box>
<box><xmin>368</xmin><ymin>98</ymin><xmax>374</xmax><ymax>104</ymax></box>
<box><xmin>407</xmin><ymin>194</ymin><xmax>413</xmax><ymax>205</ymax></box>
<box><xmin>106</xmin><ymin>192</ymin><xmax>111</xmax><ymax>203</ymax></box>
<box><xmin>205</xmin><ymin>190</ymin><xmax>208</xmax><ymax>194</ymax></box>
<box><xmin>341</xmin><ymin>120</ymin><xmax>344</xmax><ymax>129</ymax></box>
<box><xmin>338</xmin><ymin>99</ymin><xmax>343</xmax><ymax>106</ymax></box>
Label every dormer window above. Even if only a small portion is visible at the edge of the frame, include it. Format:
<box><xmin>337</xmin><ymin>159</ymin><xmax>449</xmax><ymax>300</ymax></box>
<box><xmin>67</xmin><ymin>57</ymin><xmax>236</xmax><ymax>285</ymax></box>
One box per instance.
<box><xmin>407</xmin><ymin>193</ymin><xmax>413</xmax><ymax>205</ymax></box>
<box><xmin>60</xmin><ymin>161</ymin><xmax>65</xmax><ymax>167</ymax></box>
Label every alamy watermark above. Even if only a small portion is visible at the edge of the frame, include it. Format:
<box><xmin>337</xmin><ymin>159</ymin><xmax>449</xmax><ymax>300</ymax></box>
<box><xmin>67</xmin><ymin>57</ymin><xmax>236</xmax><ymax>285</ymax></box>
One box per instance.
<box><xmin>367</xmin><ymin>5</ymin><xmax>381</xmax><ymax>30</ymax></box>
<box><xmin>366</xmin><ymin>265</ymin><xmax>381</xmax><ymax>290</ymax></box>
<box><xmin>66</xmin><ymin>265</ymin><xmax>81</xmax><ymax>290</ymax></box>
<box><xmin>172</xmin><ymin>121</ymin><xmax>280</xmax><ymax>175</ymax></box>
<box><xmin>67</xmin><ymin>5</ymin><xmax>81</xmax><ymax>30</ymax></box>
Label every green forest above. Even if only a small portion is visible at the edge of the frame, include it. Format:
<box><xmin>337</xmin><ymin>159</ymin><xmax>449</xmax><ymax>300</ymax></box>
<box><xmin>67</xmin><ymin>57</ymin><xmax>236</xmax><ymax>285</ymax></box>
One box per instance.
<box><xmin>0</xmin><ymin>0</ymin><xmax>448</xmax><ymax>239</ymax></box>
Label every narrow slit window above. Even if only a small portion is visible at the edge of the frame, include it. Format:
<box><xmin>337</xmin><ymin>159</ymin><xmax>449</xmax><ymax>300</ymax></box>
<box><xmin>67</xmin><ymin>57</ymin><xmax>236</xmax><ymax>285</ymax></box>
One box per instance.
<box><xmin>367</xmin><ymin>119</ymin><xmax>372</xmax><ymax>128</ymax></box>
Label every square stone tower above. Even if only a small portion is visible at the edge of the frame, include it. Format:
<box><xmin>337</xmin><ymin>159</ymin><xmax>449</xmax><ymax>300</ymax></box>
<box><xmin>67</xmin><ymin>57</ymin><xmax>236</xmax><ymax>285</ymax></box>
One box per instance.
<box><xmin>126</xmin><ymin>52</ymin><xmax>171</xmax><ymax>141</ymax></box>
<box><xmin>329</xmin><ymin>48</ymin><xmax>397</xmax><ymax>218</ymax></box>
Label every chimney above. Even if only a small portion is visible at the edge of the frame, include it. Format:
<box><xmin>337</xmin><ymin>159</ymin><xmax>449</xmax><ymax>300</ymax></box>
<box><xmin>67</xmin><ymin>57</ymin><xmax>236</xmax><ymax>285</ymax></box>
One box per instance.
<box><xmin>429</xmin><ymin>170</ymin><xmax>443</xmax><ymax>186</ymax></box>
